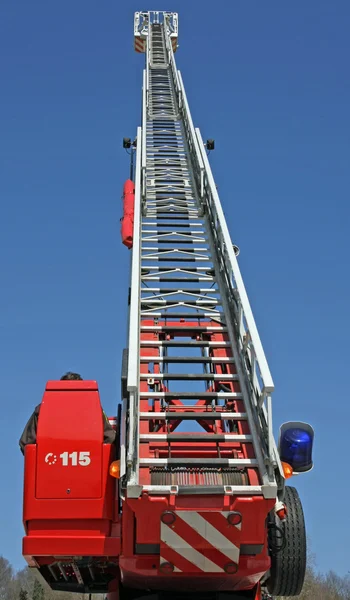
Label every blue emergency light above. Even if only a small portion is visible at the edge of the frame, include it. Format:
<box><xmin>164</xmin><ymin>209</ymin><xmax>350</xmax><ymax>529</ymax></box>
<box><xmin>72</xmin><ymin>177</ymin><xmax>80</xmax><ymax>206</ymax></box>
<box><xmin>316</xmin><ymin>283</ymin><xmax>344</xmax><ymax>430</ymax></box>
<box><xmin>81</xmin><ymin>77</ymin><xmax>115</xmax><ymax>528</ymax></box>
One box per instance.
<box><xmin>278</xmin><ymin>422</ymin><xmax>314</xmax><ymax>473</ymax></box>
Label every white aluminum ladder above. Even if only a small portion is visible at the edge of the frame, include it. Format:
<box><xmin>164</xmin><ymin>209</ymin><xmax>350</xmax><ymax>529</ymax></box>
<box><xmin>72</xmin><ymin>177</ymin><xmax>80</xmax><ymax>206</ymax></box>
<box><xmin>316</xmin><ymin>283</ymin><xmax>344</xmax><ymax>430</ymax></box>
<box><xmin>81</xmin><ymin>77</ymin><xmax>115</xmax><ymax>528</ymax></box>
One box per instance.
<box><xmin>123</xmin><ymin>14</ymin><xmax>283</xmax><ymax>500</ymax></box>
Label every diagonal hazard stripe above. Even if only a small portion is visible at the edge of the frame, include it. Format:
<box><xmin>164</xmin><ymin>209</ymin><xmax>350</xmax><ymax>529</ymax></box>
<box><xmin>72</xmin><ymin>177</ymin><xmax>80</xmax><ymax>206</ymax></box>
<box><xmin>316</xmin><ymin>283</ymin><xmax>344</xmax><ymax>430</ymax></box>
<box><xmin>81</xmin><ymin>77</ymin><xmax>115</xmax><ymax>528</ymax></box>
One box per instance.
<box><xmin>198</xmin><ymin>511</ymin><xmax>242</xmax><ymax>547</ymax></box>
<box><xmin>135</xmin><ymin>39</ymin><xmax>145</xmax><ymax>53</ymax></box>
<box><xmin>179</xmin><ymin>511</ymin><xmax>240</xmax><ymax>565</ymax></box>
<box><xmin>168</xmin><ymin>515</ymin><xmax>233</xmax><ymax>571</ymax></box>
<box><xmin>161</xmin><ymin>525</ymin><xmax>224</xmax><ymax>572</ymax></box>
<box><xmin>160</xmin><ymin>545</ymin><xmax>204</xmax><ymax>573</ymax></box>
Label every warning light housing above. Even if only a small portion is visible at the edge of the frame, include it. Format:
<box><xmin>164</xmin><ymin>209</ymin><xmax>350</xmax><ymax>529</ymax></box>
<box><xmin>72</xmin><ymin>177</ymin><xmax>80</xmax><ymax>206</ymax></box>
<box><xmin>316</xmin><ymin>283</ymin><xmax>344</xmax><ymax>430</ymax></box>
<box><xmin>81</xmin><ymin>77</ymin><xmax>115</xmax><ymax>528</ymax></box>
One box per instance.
<box><xmin>279</xmin><ymin>422</ymin><xmax>314</xmax><ymax>473</ymax></box>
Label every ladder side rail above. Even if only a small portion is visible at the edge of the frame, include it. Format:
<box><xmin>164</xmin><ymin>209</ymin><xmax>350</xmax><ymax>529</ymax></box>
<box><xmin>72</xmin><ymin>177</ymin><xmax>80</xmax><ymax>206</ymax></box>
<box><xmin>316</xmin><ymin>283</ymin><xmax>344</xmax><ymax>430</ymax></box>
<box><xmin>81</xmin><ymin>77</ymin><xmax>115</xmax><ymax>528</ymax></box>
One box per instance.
<box><xmin>146</xmin><ymin>34</ymin><xmax>150</xmax><ymax>107</ymax></box>
<box><xmin>195</xmin><ymin>129</ymin><xmax>276</xmax><ymax>473</ymax></box>
<box><xmin>240</xmin><ymin>346</ymin><xmax>284</xmax><ymax>483</ymax></box>
<box><xmin>133</xmin><ymin>24</ymin><xmax>278</xmax><ymax>495</ymax></box>
<box><xmin>119</xmin><ymin>396</ymin><xmax>127</xmax><ymax>485</ymax></box>
<box><xmin>165</xmin><ymin>28</ymin><xmax>182</xmax><ymax>109</ymax></box>
<box><xmin>160</xmin><ymin>26</ymin><xmax>276</xmax><ymax>491</ymax></box>
<box><xmin>126</xmin><ymin>126</ymin><xmax>142</xmax><ymax>485</ymax></box>
<box><xmin>142</xmin><ymin>70</ymin><xmax>147</xmax><ymax>201</ymax></box>
<box><xmin>193</xmin><ymin>170</ymin><xmax>275</xmax><ymax>489</ymax></box>
<box><xmin>200</xmin><ymin>185</ymin><xmax>270</xmax><ymax>457</ymax></box>
<box><xmin>245</xmin><ymin>357</ymin><xmax>285</xmax><ymax>483</ymax></box>
<box><xmin>196</xmin><ymin>128</ymin><xmax>274</xmax><ymax>396</ymax></box>
<box><xmin>208</xmin><ymin>237</ymin><xmax>274</xmax><ymax>489</ymax></box>
<box><xmin>168</xmin><ymin>38</ymin><xmax>274</xmax><ymax>401</ymax></box>
<box><xmin>153</xmin><ymin>34</ymin><xmax>275</xmax><ymax>402</ymax></box>
<box><xmin>241</xmin><ymin>332</ymin><xmax>284</xmax><ymax>482</ymax></box>
<box><xmin>177</xmin><ymin>71</ymin><xmax>204</xmax><ymax>198</ymax></box>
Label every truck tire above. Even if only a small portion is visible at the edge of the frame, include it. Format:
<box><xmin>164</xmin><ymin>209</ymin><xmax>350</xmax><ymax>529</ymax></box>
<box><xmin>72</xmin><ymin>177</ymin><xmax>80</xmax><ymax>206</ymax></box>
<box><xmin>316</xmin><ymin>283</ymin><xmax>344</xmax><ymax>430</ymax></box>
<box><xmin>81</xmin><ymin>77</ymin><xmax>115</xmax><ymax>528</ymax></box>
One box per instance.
<box><xmin>266</xmin><ymin>486</ymin><xmax>306</xmax><ymax>597</ymax></box>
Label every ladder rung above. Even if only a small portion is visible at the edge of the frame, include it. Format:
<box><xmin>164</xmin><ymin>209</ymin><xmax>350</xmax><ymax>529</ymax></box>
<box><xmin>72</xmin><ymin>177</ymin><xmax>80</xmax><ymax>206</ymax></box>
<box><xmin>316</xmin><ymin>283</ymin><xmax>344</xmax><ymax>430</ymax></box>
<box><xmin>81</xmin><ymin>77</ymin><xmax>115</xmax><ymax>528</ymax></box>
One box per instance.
<box><xmin>140</xmin><ymin>312</ymin><xmax>222</xmax><ymax>318</ymax></box>
<box><xmin>142</xmin><ymin>230</ymin><xmax>205</xmax><ymax>235</ymax></box>
<box><xmin>143</xmin><ymin>257</ymin><xmax>211</xmax><ymax>262</ymax></box>
<box><xmin>140</xmin><ymin>341</ymin><xmax>230</xmax><ymax>347</ymax></box>
<box><xmin>142</xmin><ymin>246</ymin><xmax>210</xmax><ymax>253</ymax></box>
<box><xmin>140</xmin><ymin>373</ymin><xmax>237</xmax><ymax>381</ymax></box>
<box><xmin>140</xmin><ymin>356</ymin><xmax>233</xmax><ymax>363</ymax></box>
<box><xmin>142</xmin><ymin>222</ymin><xmax>203</xmax><ymax>227</ymax></box>
<box><xmin>140</xmin><ymin>299</ymin><xmax>220</xmax><ymax>305</ymax></box>
<box><xmin>141</xmin><ymin>267</ymin><xmax>214</xmax><ymax>272</ymax></box>
<box><xmin>140</xmin><ymin>433</ymin><xmax>252</xmax><ymax>442</ymax></box>
<box><xmin>140</xmin><ymin>325</ymin><xmax>228</xmax><ymax>332</ymax></box>
<box><xmin>141</xmin><ymin>288</ymin><xmax>218</xmax><ymax>294</ymax></box>
<box><xmin>146</xmin><ymin>216</ymin><xmax>200</xmax><ymax>220</ymax></box>
<box><xmin>140</xmin><ymin>458</ymin><xmax>258</xmax><ymax>467</ymax></box>
<box><xmin>139</xmin><ymin>411</ymin><xmax>247</xmax><ymax>420</ymax></box>
<box><xmin>142</xmin><ymin>277</ymin><xmax>215</xmax><ymax>282</ymax></box>
<box><xmin>143</xmin><ymin>240</ymin><xmax>207</xmax><ymax>245</ymax></box>
<box><xmin>140</xmin><ymin>392</ymin><xmax>242</xmax><ymax>399</ymax></box>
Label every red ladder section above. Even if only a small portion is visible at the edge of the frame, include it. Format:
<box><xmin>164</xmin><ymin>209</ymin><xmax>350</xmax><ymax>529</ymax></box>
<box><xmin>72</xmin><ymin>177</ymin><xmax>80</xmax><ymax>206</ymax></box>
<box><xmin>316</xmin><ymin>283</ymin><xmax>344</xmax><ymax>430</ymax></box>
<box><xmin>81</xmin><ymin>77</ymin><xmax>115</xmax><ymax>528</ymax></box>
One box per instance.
<box><xmin>138</xmin><ymin>319</ymin><xmax>260</xmax><ymax>490</ymax></box>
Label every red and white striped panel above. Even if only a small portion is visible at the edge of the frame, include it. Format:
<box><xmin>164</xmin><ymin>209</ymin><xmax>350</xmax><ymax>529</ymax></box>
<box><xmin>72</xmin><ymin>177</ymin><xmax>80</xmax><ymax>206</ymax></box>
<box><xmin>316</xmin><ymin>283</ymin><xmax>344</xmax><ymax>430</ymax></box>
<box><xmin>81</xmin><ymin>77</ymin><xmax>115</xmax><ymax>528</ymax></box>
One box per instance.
<box><xmin>134</xmin><ymin>36</ymin><xmax>146</xmax><ymax>53</ymax></box>
<box><xmin>160</xmin><ymin>511</ymin><xmax>241</xmax><ymax>573</ymax></box>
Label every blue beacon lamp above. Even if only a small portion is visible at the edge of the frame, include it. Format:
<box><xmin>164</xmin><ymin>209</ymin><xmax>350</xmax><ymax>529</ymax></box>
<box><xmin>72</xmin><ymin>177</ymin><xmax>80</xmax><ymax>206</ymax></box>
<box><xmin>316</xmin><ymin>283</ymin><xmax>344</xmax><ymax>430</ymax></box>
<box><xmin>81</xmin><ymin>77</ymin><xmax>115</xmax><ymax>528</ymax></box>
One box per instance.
<box><xmin>278</xmin><ymin>422</ymin><xmax>314</xmax><ymax>473</ymax></box>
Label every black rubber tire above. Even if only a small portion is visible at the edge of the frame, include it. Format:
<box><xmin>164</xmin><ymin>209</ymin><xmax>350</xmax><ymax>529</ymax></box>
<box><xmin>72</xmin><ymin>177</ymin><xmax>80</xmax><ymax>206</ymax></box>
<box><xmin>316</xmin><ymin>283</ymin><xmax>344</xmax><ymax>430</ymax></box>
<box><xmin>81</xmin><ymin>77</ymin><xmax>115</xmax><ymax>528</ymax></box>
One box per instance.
<box><xmin>266</xmin><ymin>486</ymin><xmax>306</xmax><ymax>597</ymax></box>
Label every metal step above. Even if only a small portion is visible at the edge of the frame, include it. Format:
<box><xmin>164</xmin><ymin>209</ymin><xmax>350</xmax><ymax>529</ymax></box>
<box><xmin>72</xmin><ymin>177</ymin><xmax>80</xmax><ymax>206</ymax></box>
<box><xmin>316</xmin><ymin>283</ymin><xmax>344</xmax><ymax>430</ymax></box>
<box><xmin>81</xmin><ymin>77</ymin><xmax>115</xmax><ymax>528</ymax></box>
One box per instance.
<box><xmin>141</xmin><ymin>267</ymin><xmax>214</xmax><ymax>272</ymax></box>
<box><xmin>140</xmin><ymin>325</ymin><xmax>228</xmax><ymax>332</ymax></box>
<box><xmin>140</xmin><ymin>356</ymin><xmax>233</xmax><ymax>363</ymax></box>
<box><xmin>140</xmin><ymin>433</ymin><xmax>252</xmax><ymax>442</ymax></box>
<box><xmin>141</xmin><ymin>276</ymin><xmax>215</xmax><ymax>282</ymax></box>
<box><xmin>140</xmin><ymin>458</ymin><xmax>258</xmax><ymax>467</ymax></box>
<box><xmin>140</xmin><ymin>288</ymin><xmax>218</xmax><ymax>293</ymax></box>
<box><xmin>140</xmin><ymin>341</ymin><xmax>231</xmax><ymax>347</ymax></box>
<box><xmin>139</xmin><ymin>411</ymin><xmax>247</xmax><ymax>420</ymax></box>
<box><xmin>140</xmin><ymin>373</ymin><xmax>238</xmax><ymax>381</ymax></box>
<box><xmin>140</xmin><ymin>298</ymin><xmax>221</xmax><ymax>307</ymax></box>
<box><xmin>140</xmin><ymin>392</ymin><xmax>242</xmax><ymax>399</ymax></box>
<box><xmin>142</xmin><ymin>257</ymin><xmax>211</xmax><ymax>262</ymax></box>
<box><xmin>140</xmin><ymin>312</ymin><xmax>222</xmax><ymax>318</ymax></box>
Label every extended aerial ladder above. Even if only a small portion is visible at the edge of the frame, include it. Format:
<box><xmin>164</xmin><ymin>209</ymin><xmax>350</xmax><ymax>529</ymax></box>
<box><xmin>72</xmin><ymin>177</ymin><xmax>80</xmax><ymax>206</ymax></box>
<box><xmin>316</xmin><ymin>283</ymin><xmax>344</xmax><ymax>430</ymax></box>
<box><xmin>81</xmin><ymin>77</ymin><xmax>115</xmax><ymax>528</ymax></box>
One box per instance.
<box><xmin>125</xmin><ymin>10</ymin><xmax>280</xmax><ymax>502</ymax></box>
<box><xmin>21</xmin><ymin>11</ymin><xmax>314</xmax><ymax>600</ymax></box>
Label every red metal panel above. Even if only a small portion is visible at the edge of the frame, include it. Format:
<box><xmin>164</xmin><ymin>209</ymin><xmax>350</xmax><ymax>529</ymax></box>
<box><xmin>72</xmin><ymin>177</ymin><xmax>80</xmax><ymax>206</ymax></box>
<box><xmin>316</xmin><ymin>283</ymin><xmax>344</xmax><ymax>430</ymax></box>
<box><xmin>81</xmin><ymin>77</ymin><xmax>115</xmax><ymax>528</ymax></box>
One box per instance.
<box><xmin>138</xmin><ymin>318</ymin><xmax>260</xmax><ymax>487</ymax></box>
<box><xmin>119</xmin><ymin>493</ymin><xmax>274</xmax><ymax>591</ymax></box>
<box><xmin>24</xmin><ymin>445</ymin><xmax>115</xmax><ymax>521</ymax></box>
<box><xmin>22</xmin><ymin>382</ymin><xmax>120</xmax><ymax>564</ymax></box>
<box><xmin>36</xmin><ymin>384</ymin><xmax>103</xmax><ymax>499</ymax></box>
<box><xmin>23</xmin><ymin>535</ymin><xmax>120</xmax><ymax>558</ymax></box>
<box><xmin>121</xmin><ymin>179</ymin><xmax>135</xmax><ymax>249</ymax></box>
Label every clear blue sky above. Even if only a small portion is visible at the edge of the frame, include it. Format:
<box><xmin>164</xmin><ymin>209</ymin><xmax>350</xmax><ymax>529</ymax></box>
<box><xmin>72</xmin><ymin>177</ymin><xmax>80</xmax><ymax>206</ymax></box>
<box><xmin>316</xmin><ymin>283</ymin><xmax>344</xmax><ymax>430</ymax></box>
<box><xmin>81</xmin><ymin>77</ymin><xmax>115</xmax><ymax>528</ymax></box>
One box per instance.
<box><xmin>1</xmin><ymin>0</ymin><xmax>349</xmax><ymax>578</ymax></box>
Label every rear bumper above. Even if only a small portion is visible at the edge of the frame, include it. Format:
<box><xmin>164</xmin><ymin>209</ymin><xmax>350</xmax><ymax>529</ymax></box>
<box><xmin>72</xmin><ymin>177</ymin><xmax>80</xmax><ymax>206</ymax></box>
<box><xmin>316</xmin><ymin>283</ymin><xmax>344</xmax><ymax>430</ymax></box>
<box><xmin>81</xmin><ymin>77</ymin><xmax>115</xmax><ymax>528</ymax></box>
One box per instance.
<box><xmin>119</xmin><ymin>554</ymin><xmax>270</xmax><ymax>592</ymax></box>
<box><xmin>23</xmin><ymin>535</ymin><xmax>121</xmax><ymax>561</ymax></box>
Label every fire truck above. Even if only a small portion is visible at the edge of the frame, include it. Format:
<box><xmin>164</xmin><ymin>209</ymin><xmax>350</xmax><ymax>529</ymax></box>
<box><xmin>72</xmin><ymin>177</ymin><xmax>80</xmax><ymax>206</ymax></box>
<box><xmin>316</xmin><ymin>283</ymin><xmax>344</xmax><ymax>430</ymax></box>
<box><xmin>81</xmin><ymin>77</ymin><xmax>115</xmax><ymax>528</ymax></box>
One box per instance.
<box><xmin>22</xmin><ymin>11</ymin><xmax>314</xmax><ymax>600</ymax></box>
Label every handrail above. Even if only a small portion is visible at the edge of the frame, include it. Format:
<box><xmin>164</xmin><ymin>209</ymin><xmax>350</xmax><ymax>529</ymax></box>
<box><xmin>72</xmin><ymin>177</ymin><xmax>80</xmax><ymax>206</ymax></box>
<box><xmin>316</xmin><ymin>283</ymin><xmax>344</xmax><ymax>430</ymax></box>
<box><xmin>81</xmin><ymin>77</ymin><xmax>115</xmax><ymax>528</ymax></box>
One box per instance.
<box><xmin>195</xmin><ymin>127</ymin><xmax>274</xmax><ymax>395</ymax></box>
<box><xmin>177</xmin><ymin>71</ymin><xmax>204</xmax><ymax>197</ymax></box>
<box><xmin>126</xmin><ymin>127</ymin><xmax>142</xmax><ymax>481</ymax></box>
<box><xmin>146</xmin><ymin>34</ymin><xmax>150</xmax><ymax>107</ymax></box>
<box><xmin>142</xmin><ymin>71</ymin><xmax>147</xmax><ymax>200</ymax></box>
<box><xmin>194</xmin><ymin>127</ymin><xmax>277</xmax><ymax>475</ymax></box>
<box><xmin>172</xmin><ymin>48</ymin><xmax>276</xmax><ymax>477</ymax></box>
<box><xmin>171</xmin><ymin>42</ymin><xmax>274</xmax><ymax>400</ymax></box>
<box><xmin>165</xmin><ymin>31</ymin><xmax>182</xmax><ymax>109</ymax></box>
